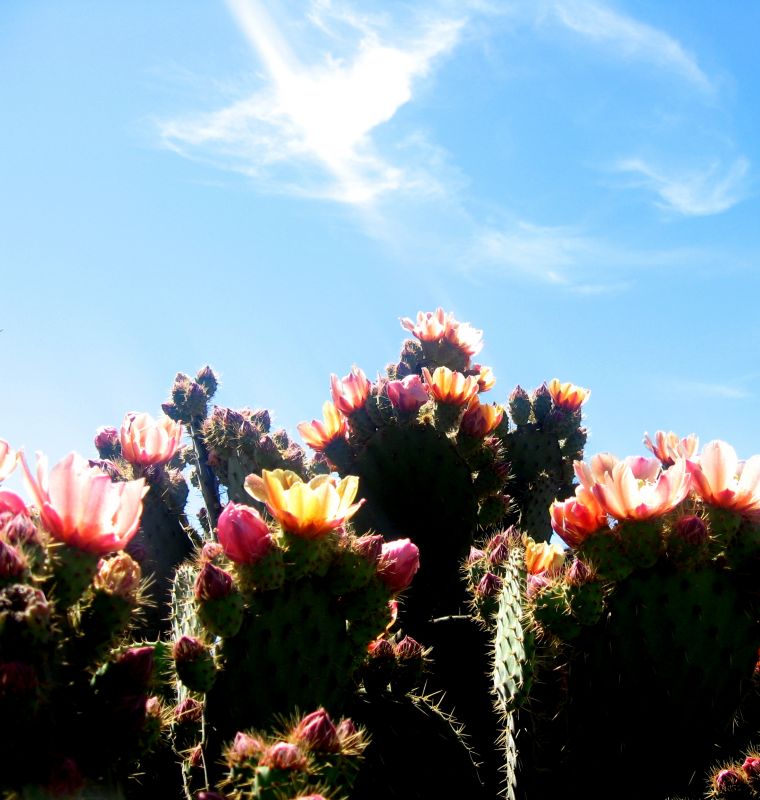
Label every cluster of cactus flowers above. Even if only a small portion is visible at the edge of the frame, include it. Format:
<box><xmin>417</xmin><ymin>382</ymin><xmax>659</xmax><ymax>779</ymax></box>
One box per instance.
<box><xmin>3</xmin><ymin>309</ymin><xmax>760</xmax><ymax>800</ymax></box>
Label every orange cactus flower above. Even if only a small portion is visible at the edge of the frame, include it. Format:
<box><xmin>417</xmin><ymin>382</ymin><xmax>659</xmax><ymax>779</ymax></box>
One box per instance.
<box><xmin>644</xmin><ymin>430</ymin><xmax>699</xmax><ymax>466</ymax></box>
<box><xmin>120</xmin><ymin>412</ymin><xmax>183</xmax><ymax>467</ymax></box>
<box><xmin>20</xmin><ymin>451</ymin><xmax>148</xmax><ymax>554</ymax></box>
<box><xmin>244</xmin><ymin>468</ymin><xmax>365</xmax><ymax>538</ymax></box>
<box><xmin>0</xmin><ymin>439</ymin><xmax>18</xmax><ymax>482</ymax></box>
<box><xmin>547</xmin><ymin>379</ymin><xmax>591</xmax><ymax>411</ymax></box>
<box><xmin>474</xmin><ymin>365</ymin><xmax>496</xmax><ymax>393</ymax></box>
<box><xmin>460</xmin><ymin>396</ymin><xmax>503</xmax><ymax>437</ymax></box>
<box><xmin>687</xmin><ymin>440</ymin><xmax>760</xmax><ymax>514</ymax></box>
<box><xmin>297</xmin><ymin>401</ymin><xmax>347</xmax><ymax>452</ymax></box>
<box><xmin>576</xmin><ymin>453</ymin><xmax>690</xmax><ymax>522</ymax></box>
<box><xmin>550</xmin><ymin>485</ymin><xmax>608</xmax><ymax>548</ymax></box>
<box><xmin>400</xmin><ymin>308</ymin><xmax>451</xmax><ymax>342</ymax></box>
<box><xmin>421</xmin><ymin>366</ymin><xmax>479</xmax><ymax>407</ymax></box>
<box><xmin>330</xmin><ymin>367</ymin><xmax>371</xmax><ymax>415</ymax></box>
<box><xmin>524</xmin><ymin>536</ymin><xmax>566</xmax><ymax>575</ymax></box>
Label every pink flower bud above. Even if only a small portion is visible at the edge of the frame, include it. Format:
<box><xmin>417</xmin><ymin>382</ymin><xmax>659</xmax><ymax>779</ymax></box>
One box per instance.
<box><xmin>0</xmin><ymin>490</ymin><xmax>28</xmax><ymax>517</ymax></box>
<box><xmin>386</xmin><ymin>374</ymin><xmax>428</xmax><ymax>413</ymax></box>
<box><xmin>293</xmin><ymin>708</ymin><xmax>340</xmax><ymax>753</ymax></box>
<box><xmin>0</xmin><ymin>539</ymin><xmax>27</xmax><ymax>579</ymax></box>
<box><xmin>188</xmin><ymin>745</ymin><xmax>204</xmax><ymax>769</ymax></box>
<box><xmin>467</xmin><ymin>547</ymin><xmax>485</xmax><ymax>565</ymax></box>
<box><xmin>527</xmin><ymin>572</ymin><xmax>552</xmax><ymax>598</ymax></box>
<box><xmin>217</xmin><ymin>503</ymin><xmax>273</xmax><ymax>564</ymax></box>
<box><xmin>355</xmin><ymin>534</ymin><xmax>384</xmax><ymax>564</ymax></box>
<box><xmin>260</xmin><ymin>741</ymin><xmax>308</xmax><ymax>771</ymax></box>
<box><xmin>488</xmin><ymin>540</ymin><xmax>510</xmax><ymax>566</ymax></box>
<box><xmin>94</xmin><ymin>426</ymin><xmax>120</xmax><ymax>458</ymax></box>
<box><xmin>229</xmin><ymin>732</ymin><xmax>265</xmax><ymax>764</ymax></box>
<box><xmin>175</xmin><ymin>697</ymin><xmax>203</xmax><ymax>724</ymax></box>
<box><xmin>196</xmin><ymin>792</ymin><xmax>227</xmax><ymax>800</ymax></box>
<box><xmin>173</xmin><ymin>635</ymin><xmax>206</xmax><ymax>662</ymax></box>
<box><xmin>114</xmin><ymin>646</ymin><xmax>155</xmax><ymax>688</ymax></box>
<box><xmin>715</xmin><ymin>769</ymin><xmax>746</xmax><ymax>795</ymax></box>
<box><xmin>201</xmin><ymin>542</ymin><xmax>224</xmax><ymax>562</ymax></box>
<box><xmin>476</xmin><ymin>572</ymin><xmax>503</xmax><ymax>597</ymax></box>
<box><xmin>395</xmin><ymin>636</ymin><xmax>424</xmax><ymax>661</ymax></box>
<box><xmin>2</xmin><ymin>513</ymin><xmax>39</xmax><ymax>547</ymax></box>
<box><xmin>742</xmin><ymin>757</ymin><xmax>760</xmax><ymax>779</ymax></box>
<box><xmin>377</xmin><ymin>539</ymin><xmax>420</xmax><ymax>592</ymax></box>
<box><xmin>368</xmin><ymin>638</ymin><xmax>395</xmax><ymax>660</ymax></box>
<box><xmin>194</xmin><ymin>562</ymin><xmax>234</xmax><ymax>601</ymax></box>
<box><xmin>336</xmin><ymin>718</ymin><xmax>358</xmax><ymax>743</ymax></box>
<box><xmin>675</xmin><ymin>515</ymin><xmax>708</xmax><ymax>546</ymax></box>
<box><xmin>565</xmin><ymin>558</ymin><xmax>592</xmax><ymax>586</ymax></box>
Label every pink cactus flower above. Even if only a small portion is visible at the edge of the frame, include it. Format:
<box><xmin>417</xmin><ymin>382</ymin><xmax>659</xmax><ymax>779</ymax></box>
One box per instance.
<box><xmin>460</xmin><ymin>396</ymin><xmax>503</xmax><ymax>437</ymax></box>
<box><xmin>422</xmin><ymin>366</ymin><xmax>480</xmax><ymax>406</ymax></box>
<box><xmin>550</xmin><ymin>485</ymin><xmax>608</xmax><ymax>548</ymax></box>
<box><xmin>386</xmin><ymin>374</ymin><xmax>429</xmax><ymax>413</ymax></box>
<box><xmin>644</xmin><ymin>430</ymin><xmax>698</xmax><ymax>466</ymax></box>
<box><xmin>120</xmin><ymin>412</ymin><xmax>183</xmax><ymax>467</ymax></box>
<box><xmin>217</xmin><ymin>502</ymin><xmax>273</xmax><ymax>564</ymax></box>
<box><xmin>445</xmin><ymin>319</ymin><xmax>484</xmax><ymax>357</ymax></box>
<box><xmin>0</xmin><ymin>490</ymin><xmax>28</xmax><ymax>517</ymax></box>
<box><xmin>297</xmin><ymin>401</ymin><xmax>347</xmax><ymax>452</ymax></box>
<box><xmin>687</xmin><ymin>440</ymin><xmax>760</xmax><ymax>514</ymax></box>
<box><xmin>330</xmin><ymin>367</ymin><xmax>371</xmax><ymax>415</ymax></box>
<box><xmin>0</xmin><ymin>439</ymin><xmax>18</xmax><ymax>481</ymax></box>
<box><xmin>583</xmin><ymin>455</ymin><xmax>690</xmax><ymax>521</ymax></box>
<box><xmin>377</xmin><ymin>538</ymin><xmax>420</xmax><ymax>592</ymax></box>
<box><xmin>400</xmin><ymin>308</ymin><xmax>451</xmax><ymax>341</ymax></box>
<box><xmin>547</xmin><ymin>379</ymin><xmax>590</xmax><ymax>411</ymax></box>
<box><xmin>20</xmin><ymin>451</ymin><xmax>148</xmax><ymax>555</ymax></box>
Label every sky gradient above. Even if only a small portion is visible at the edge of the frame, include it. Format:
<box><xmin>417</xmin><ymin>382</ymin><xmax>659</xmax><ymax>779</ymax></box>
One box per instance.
<box><xmin>2</xmin><ymin>0</ymin><xmax>759</xmax><ymax>495</ymax></box>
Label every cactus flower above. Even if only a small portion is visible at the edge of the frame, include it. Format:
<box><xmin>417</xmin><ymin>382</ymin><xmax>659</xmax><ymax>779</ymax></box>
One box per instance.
<box><xmin>0</xmin><ymin>490</ymin><xmax>27</xmax><ymax>517</ymax></box>
<box><xmin>643</xmin><ymin>430</ymin><xmax>698</xmax><ymax>466</ymax></box>
<box><xmin>524</xmin><ymin>537</ymin><xmax>565</xmax><ymax>575</ymax></box>
<box><xmin>0</xmin><ymin>440</ymin><xmax>18</xmax><ymax>481</ymax></box>
<box><xmin>216</xmin><ymin>502</ymin><xmax>273</xmax><ymax>564</ymax></box>
<box><xmin>575</xmin><ymin>453</ymin><xmax>690</xmax><ymax>522</ymax></box>
<box><xmin>386</xmin><ymin>374</ymin><xmax>429</xmax><ymax>412</ymax></box>
<box><xmin>120</xmin><ymin>412</ymin><xmax>183</xmax><ymax>467</ymax></box>
<box><xmin>460</xmin><ymin>396</ymin><xmax>503</xmax><ymax>437</ymax></box>
<box><xmin>20</xmin><ymin>451</ymin><xmax>148</xmax><ymax>555</ymax></box>
<box><xmin>422</xmin><ymin>366</ymin><xmax>479</xmax><ymax>406</ymax></box>
<box><xmin>93</xmin><ymin>552</ymin><xmax>142</xmax><ymax>598</ymax></box>
<box><xmin>550</xmin><ymin>485</ymin><xmax>608</xmax><ymax>548</ymax></box>
<box><xmin>297</xmin><ymin>401</ymin><xmax>347</xmax><ymax>452</ymax></box>
<box><xmin>330</xmin><ymin>367</ymin><xmax>371</xmax><ymax>415</ymax></box>
<box><xmin>400</xmin><ymin>308</ymin><xmax>451</xmax><ymax>341</ymax></box>
<box><xmin>474</xmin><ymin>365</ymin><xmax>496</xmax><ymax>392</ymax></box>
<box><xmin>687</xmin><ymin>440</ymin><xmax>760</xmax><ymax>514</ymax></box>
<box><xmin>445</xmin><ymin>319</ymin><xmax>484</xmax><ymax>357</ymax></box>
<box><xmin>377</xmin><ymin>538</ymin><xmax>420</xmax><ymax>592</ymax></box>
<box><xmin>245</xmin><ymin>469</ymin><xmax>364</xmax><ymax>538</ymax></box>
<box><xmin>547</xmin><ymin>379</ymin><xmax>590</xmax><ymax>411</ymax></box>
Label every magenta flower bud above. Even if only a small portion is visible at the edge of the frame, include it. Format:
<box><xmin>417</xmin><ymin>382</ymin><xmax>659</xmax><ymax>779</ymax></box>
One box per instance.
<box><xmin>201</xmin><ymin>542</ymin><xmax>224</xmax><ymax>562</ymax></box>
<box><xmin>715</xmin><ymin>769</ymin><xmax>746</xmax><ymax>795</ymax></box>
<box><xmin>260</xmin><ymin>741</ymin><xmax>308</xmax><ymax>771</ymax></box>
<box><xmin>386</xmin><ymin>374</ymin><xmax>428</xmax><ymax>413</ymax></box>
<box><xmin>94</xmin><ymin>426</ymin><xmax>120</xmax><ymax>458</ymax></box>
<box><xmin>527</xmin><ymin>572</ymin><xmax>551</xmax><ymax>599</ymax></box>
<box><xmin>188</xmin><ymin>745</ymin><xmax>204</xmax><ymax>769</ymax></box>
<box><xmin>488</xmin><ymin>540</ymin><xmax>510</xmax><ymax>566</ymax></box>
<box><xmin>196</xmin><ymin>793</ymin><xmax>227</xmax><ymax>800</ymax></box>
<box><xmin>229</xmin><ymin>732</ymin><xmax>265</xmax><ymax>764</ymax></box>
<box><xmin>467</xmin><ymin>547</ymin><xmax>485</xmax><ymax>565</ymax></box>
<box><xmin>675</xmin><ymin>515</ymin><xmax>709</xmax><ymax>546</ymax></box>
<box><xmin>336</xmin><ymin>718</ymin><xmax>358</xmax><ymax>743</ymax></box>
<box><xmin>395</xmin><ymin>636</ymin><xmax>424</xmax><ymax>661</ymax></box>
<box><xmin>476</xmin><ymin>572</ymin><xmax>503</xmax><ymax>597</ymax></box>
<box><xmin>355</xmin><ymin>534</ymin><xmax>384</xmax><ymax>564</ymax></box>
<box><xmin>2</xmin><ymin>513</ymin><xmax>39</xmax><ymax>548</ymax></box>
<box><xmin>0</xmin><ymin>539</ymin><xmax>27</xmax><ymax>579</ymax></box>
<box><xmin>217</xmin><ymin>503</ymin><xmax>273</xmax><ymax>564</ymax></box>
<box><xmin>368</xmin><ymin>638</ymin><xmax>396</xmax><ymax>660</ymax></box>
<box><xmin>293</xmin><ymin>708</ymin><xmax>340</xmax><ymax>753</ymax></box>
<box><xmin>175</xmin><ymin>697</ymin><xmax>203</xmax><ymax>724</ymax></box>
<box><xmin>377</xmin><ymin>539</ymin><xmax>420</xmax><ymax>592</ymax></box>
<box><xmin>115</xmin><ymin>646</ymin><xmax>155</xmax><ymax>688</ymax></box>
<box><xmin>250</xmin><ymin>408</ymin><xmax>271</xmax><ymax>431</ymax></box>
<box><xmin>565</xmin><ymin>558</ymin><xmax>592</xmax><ymax>586</ymax></box>
<box><xmin>194</xmin><ymin>562</ymin><xmax>234</xmax><ymax>601</ymax></box>
<box><xmin>173</xmin><ymin>635</ymin><xmax>206</xmax><ymax>663</ymax></box>
<box><xmin>195</xmin><ymin>365</ymin><xmax>219</xmax><ymax>397</ymax></box>
<box><xmin>742</xmin><ymin>757</ymin><xmax>760</xmax><ymax>780</ymax></box>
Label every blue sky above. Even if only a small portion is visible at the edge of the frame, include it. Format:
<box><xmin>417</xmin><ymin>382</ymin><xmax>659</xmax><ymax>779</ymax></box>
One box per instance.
<box><xmin>2</xmin><ymin>0</ymin><xmax>759</xmax><ymax>494</ymax></box>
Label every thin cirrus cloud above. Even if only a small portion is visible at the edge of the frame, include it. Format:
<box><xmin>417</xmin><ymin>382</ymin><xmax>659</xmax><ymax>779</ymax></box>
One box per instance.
<box><xmin>548</xmin><ymin>0</ymin><xmax>712</xmax><ymax>92</ymax></box>
<box><xmin>158</xmin><ymin>0</ymin><xmax>464</xmax><ymax>205</ymax></box>
<box><xmin>613</xmin><ymin>157</ymin><xmax>751</xmax><ymax>216</ymax></box>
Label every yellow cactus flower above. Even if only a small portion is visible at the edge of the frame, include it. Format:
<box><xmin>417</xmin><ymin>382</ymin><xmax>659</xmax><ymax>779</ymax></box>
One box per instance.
<box><xmin>524</xmin><ymin>536</ymin><xmax>566</xmax><ymax>575</ymax></box>
<box><xmin>245</xmin><ymin>469</ymin><xmax>365</xmax><ymax>538</ymax></box>
<box><xmin>297</xmin><ymin>401</ymin><xmax>347</xmax><ymax>452</ymax></box>
<box><xmin>547</xmin><ymin>379</ymin><xmax>590</xmax><ymax>411</ymax></box>
<box><xmin>421</xmin><ymin>366</ymin><xmax>479</xmax><ymax>407</ymax></box>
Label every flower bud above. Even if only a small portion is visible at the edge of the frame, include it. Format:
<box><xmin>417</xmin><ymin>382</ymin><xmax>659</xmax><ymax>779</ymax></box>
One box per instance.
<box><xmin>0</xmin><ymin>539</ymin><xmax>27</xmax><ymax>580</ymax></box>
<box><xmin>508</xmin><ymin>385</ymin><xmax>531</xmax><ymax>425</ymax></box>
<box><xmin>292</xmin><ymin>708</ymin><xmax>340</xmax><ymax>753</ymax></box>
<box><xmin>368</xmin><ymin>638</ymin><xmax>396</xmax><ymax>660</ymax></box>
<box><xmin>467</xmin><ymin>547</ymin><xmax>485</xmax><ymax>565</ymax></box>
<box><xmin>395</xmin><ymin>636</ymin><xmax>424</xmax><ymax>661</ymax></box>
<box><xmin>354</xmin><ymin>534</ymin><xmax>384</xmax><ymax>564</ymax></box>
<box><xmin>742</xmin><ymin>757</ymin><xmax>760</xmax><ymax>779</ymax></box>
<box><xmin>194</xmin><ymin>562</ymin><xmax>234</xmax><ymax>601</ymax></box>
<box><xmin>93</xmin><ymin>552</ymin><xmax>142</xmax><ymax>599</ymax></box>
<box><xmin>2</xmin><ymin>513</ymin><xmax>40</xmax><ymax>548</ymax></box>
<box><xmin>675</xmin><ymin>515</ymin><xmax>708</xmax><ymax>546</ymax></box>
<box><xmin>228</xmin><ymin>732</ymin><xmax>265</xmax><ymax>765</ymax></box>
<box><xmin>196</xmin><ymin>793</ymin><xmax>227</xmax><ymax>800</ymax></box>
<box><xmin>201</xmin><ymin>542</ymin><xmax>224</xmax><ymax>562</ymax></box>
<box><xmin>173</xmin><ymin>635</ymin><xmax>206</xmax><ymax>662</ymax></box>
<box><xmin>174</xmin><ymin>697</ymin><xmax>204</xmax><ymax>725</ymax></box>
<box><xmin>715</xmin><ymin>768</ymin><xmax>749</xmax><ymax>796</ymax></box>
<box><xmin>260</xmin><ymin>741</ymin><xmax>308</xmax><ymax>771</ymax></box>
<box><xmin>531</xmin><ymin>383</ymin><xmax>552</xmax><ymax>422</ymax></box>
<box><xmin>336</xmin><ymin>718</ymin><xmax>358</xmax><ymax>743</ymax></box>
<box><xmin>113</xmin><ymin>646</ymin><xmax>155</xmax><ymax>689</ymax></box>
<box><xmin>195</xmin><ymin>366</ymin><xmax>219</xmax><ymax>397</ymax></box>
<box><xmin>475</xmin><ymin>572</ymin><xmax>503</xmax><ymax>597</ymax></box>
<box><xmin>565</xmin><ymin>558</ymin><xmax>593</xmax><ymax>586</ymax></box>
<box><xmin>94</xmin><ymin>426</ymin><xmax>121</xmax><ymax>458</ymax></box>
<box><xmin>217</xmin><ymin>502</ymin><xmax>272</xmax><ymax>564</ymax></box>
<box><xmin>377</xmin><ymin>539</ymin><xmax>420</xmax><ymax>592</ymax></box>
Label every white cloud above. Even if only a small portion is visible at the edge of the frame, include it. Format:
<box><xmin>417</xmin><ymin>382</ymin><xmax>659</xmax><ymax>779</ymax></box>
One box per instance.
<box><xmin>614</xmin><ymin>157</ymin><xmax>750</xmax><ymax>216</ymax></box>
<box><xmin>549</xmin><ymin>0</ymin><xmax>712</xmax><ymax>91</ymax></box>
<box><xmin>158</xmin><ymin>0</ymin><xmax>464</xmax><ymax>205</ymax></box>
<box><xmin>671</xmin><ymin>380</ymin><xmax>750</xmax><ymax>400</ymax></box>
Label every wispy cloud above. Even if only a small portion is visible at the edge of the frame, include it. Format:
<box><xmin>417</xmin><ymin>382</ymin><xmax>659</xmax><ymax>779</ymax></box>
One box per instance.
<box><xmin>613</xmin><ymin>157</ymin><xmax>751</xmax><ymax>216</ymax></box>
<box><xmin>549</xmin><ymin>0</ymin><xmax>712</xmax><ymax>91</ymax></box>
<box><xmin>158</xmin><ymin>0</ymin><xmax>463</xmax><ymax>205</ymax></box>
<box><xmin>670</xmin><ymin>380</ymin><xmax>751</xmax><ymax>400</ymax></box>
